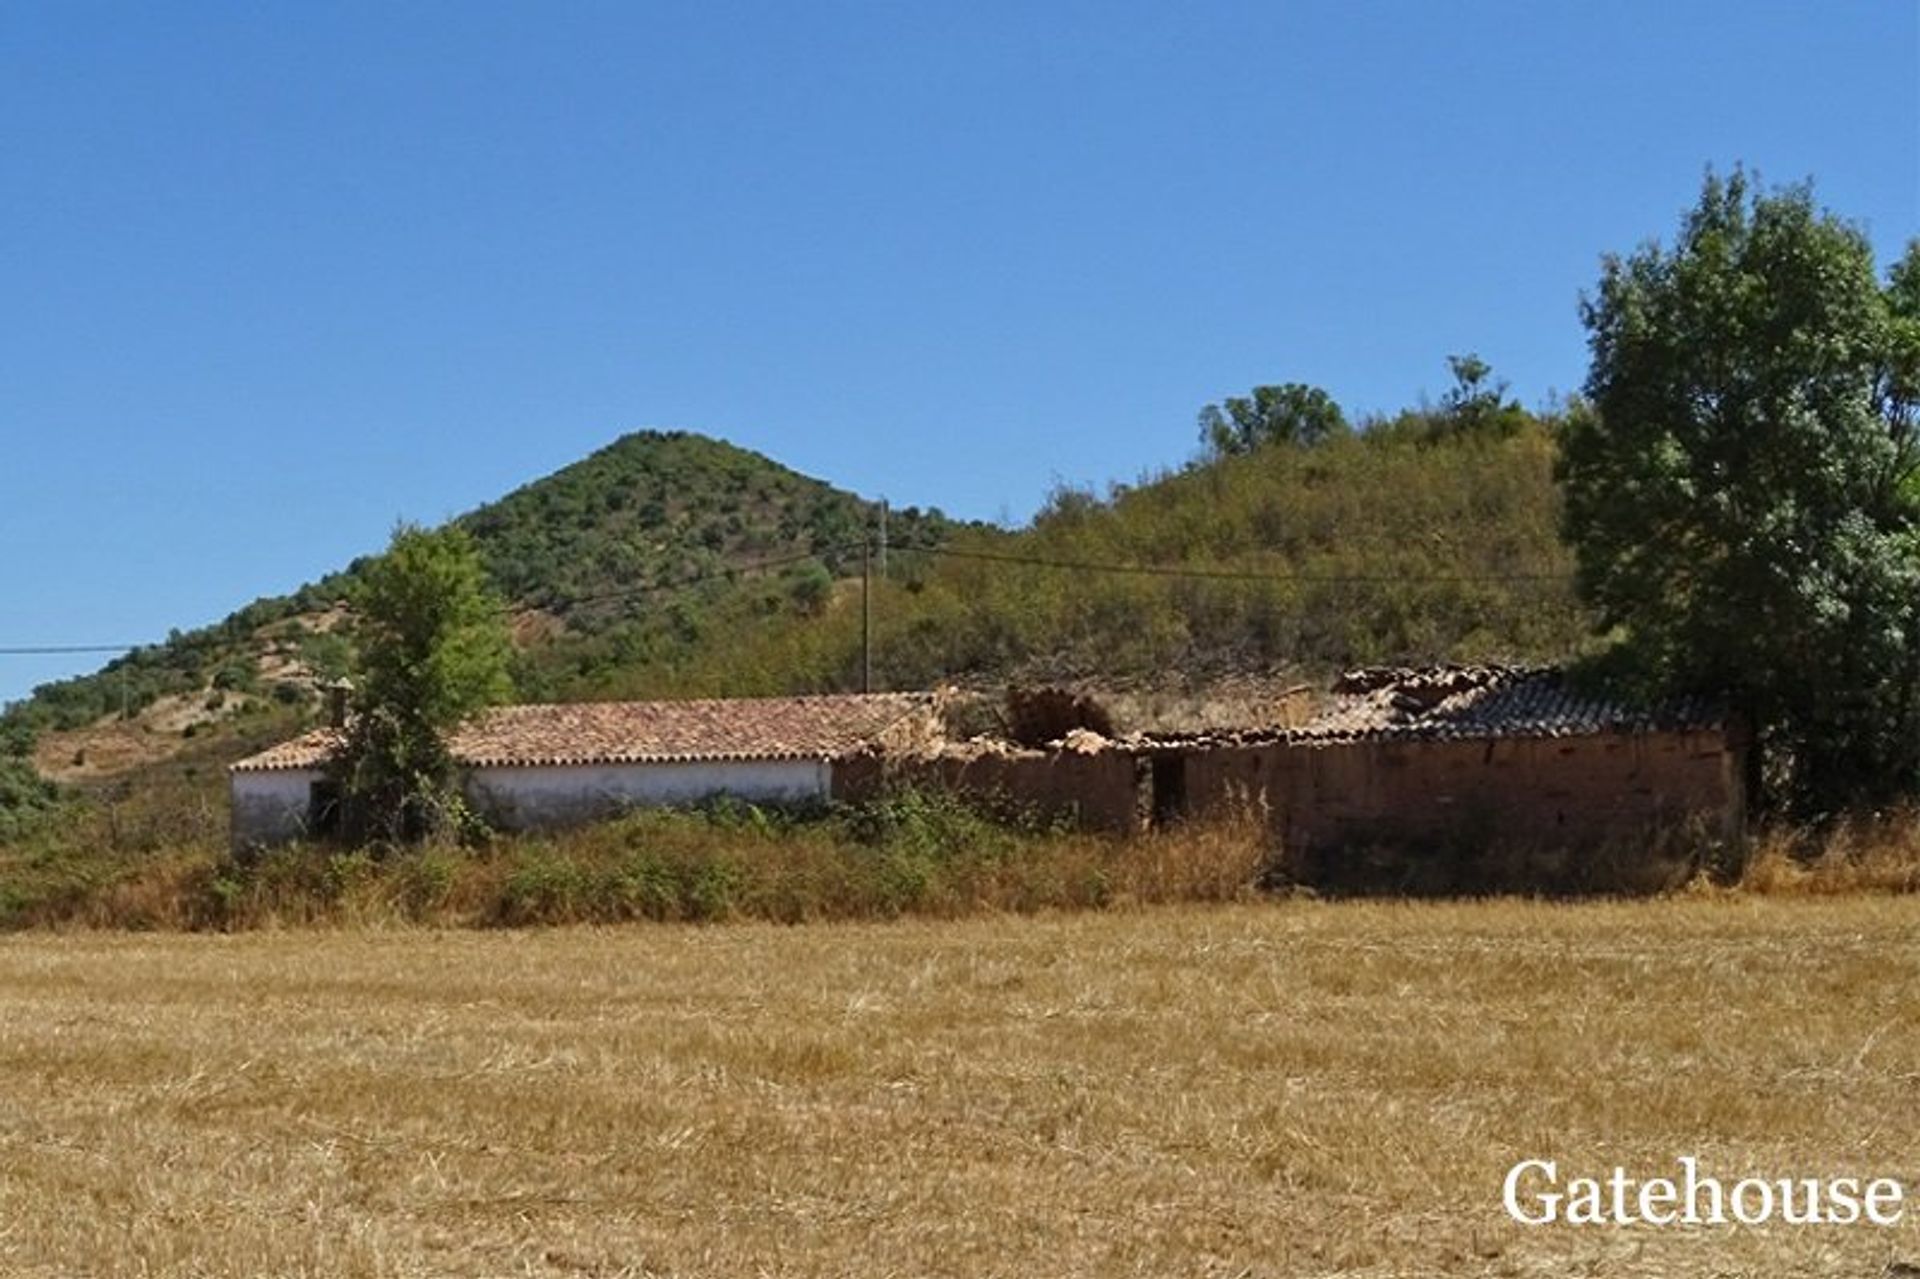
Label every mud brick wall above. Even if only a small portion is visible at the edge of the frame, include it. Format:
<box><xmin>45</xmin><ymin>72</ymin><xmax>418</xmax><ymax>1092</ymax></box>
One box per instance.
<box><xmin>1182</xmin><ymin>729</ymin><xmax>1743</xmax><ymax>873</ymax></box>
<box><xmin>832</xmin><ymin>752</ymin><xmax>1144</xmax><ymax>835</ymax></box>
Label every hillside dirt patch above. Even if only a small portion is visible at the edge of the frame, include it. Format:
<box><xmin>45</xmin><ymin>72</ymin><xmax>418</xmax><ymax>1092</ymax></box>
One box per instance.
<box><xmin>33</xmin><ymin>698</ymin><xmax>223</xmax><ymax>783</ymax></box>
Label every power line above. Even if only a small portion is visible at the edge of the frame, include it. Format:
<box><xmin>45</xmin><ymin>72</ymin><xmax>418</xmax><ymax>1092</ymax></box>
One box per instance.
<box><xmin>0</xmin><ymin>548</ymin><xmax>861</xmax><ymax>657</ymax></box>
<box><xmin>548</xmin><ymin>535</ymin><xmax>1575</xmax><ymax>595</ymax></box>
<box><xmin>910</xmin><ymin>544</ymin><xmax>1574</xmax><ymax>585</ymax></box>
<box><xmin>2</xmin><ymin>539</ymin><xmax>1574</xmax><ymax>652</ymax></box>
<box><xmin>548</xmin><ymin>544</ymin><xmax>859</xmax><ymax>614</ymax></box>
<box><xmin>3</xmin><ymin>644</ymin><xmax>140</xmax><ymax>655</ymax></box>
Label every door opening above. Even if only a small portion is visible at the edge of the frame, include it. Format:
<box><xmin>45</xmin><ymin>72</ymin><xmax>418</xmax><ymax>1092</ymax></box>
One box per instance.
<box><xmin>1150</xmin><ymin>755</ymin><xmax>1187</xmax><ymax>828</ymax></box>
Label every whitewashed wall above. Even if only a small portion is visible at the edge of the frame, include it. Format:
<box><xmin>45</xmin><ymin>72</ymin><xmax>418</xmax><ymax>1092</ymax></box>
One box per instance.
<box><xmin>230</xmin><ymin>768</ymin><xmax>324</xmax><ymax>849</ymax></box>
<box><xmin>465</xmin><ymin>759</ymin><xmax>831</xmax><ymax>830</ymax></box>
<box><xmin>231</xmin><ymin>758</ymin><xmax>831</xmax><ymax>847</ymax></box>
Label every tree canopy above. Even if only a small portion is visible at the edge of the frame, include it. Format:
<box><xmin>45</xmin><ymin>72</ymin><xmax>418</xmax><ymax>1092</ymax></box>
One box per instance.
<box><xmin>1558</xmin><ymin>169</ymin><xmax>1920</xmax><ymax>814</ymax></box>
<box><xmin>1355</xmin><ymin>355</ymin><xmax>1532</xmax><ymax>445</ymax></box>
<box><xmin>334</xmin><ymin>523</ymin><xmax>514</xmax><ymax>843</ymax></box>
<box><xmin>1436</xmin><ymin>354</ymin><xmax>1529</xmax><ymax>438</ymax></box>
<box><xmin>1197</xmin><ymin>383</ymin><xmax>1348</xmax><ymax>455</ymax></box>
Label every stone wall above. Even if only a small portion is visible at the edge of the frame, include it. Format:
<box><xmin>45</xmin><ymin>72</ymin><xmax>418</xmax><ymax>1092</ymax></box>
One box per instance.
<box><xmin>1178</xmin><ymin>728</ymin><xmax>1743</xmax><ymax>890</ymax></box>
<box><xmin>832</xmin><ymin>751</ymin><xmax>1144</xmax><ymax>835</ymax></box>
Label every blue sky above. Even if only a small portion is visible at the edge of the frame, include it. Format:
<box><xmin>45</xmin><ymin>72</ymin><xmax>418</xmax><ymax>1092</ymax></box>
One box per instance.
<box><xmin>2</xmin><ymin>1</ymin><xmax>1916</xmax><ymax>705</ymax></box>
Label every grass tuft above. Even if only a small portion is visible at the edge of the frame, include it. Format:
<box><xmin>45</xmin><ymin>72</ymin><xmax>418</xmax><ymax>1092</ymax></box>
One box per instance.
<box><xmin>1731</xmin><ymin>809</ymin><xmax>1920</xmax><ymax>896</ymax></box>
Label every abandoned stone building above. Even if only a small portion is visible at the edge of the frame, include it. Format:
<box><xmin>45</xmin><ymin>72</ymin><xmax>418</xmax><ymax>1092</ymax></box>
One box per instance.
<box><xmin>232</xmin><ymin>667</ymin><xmax>1744</xmax><ymax>891</ymax></box>
<box><xmin>1143</xmin><ymin>665</ymin><xmax>1744</xmax><ymax>887</ymax></box>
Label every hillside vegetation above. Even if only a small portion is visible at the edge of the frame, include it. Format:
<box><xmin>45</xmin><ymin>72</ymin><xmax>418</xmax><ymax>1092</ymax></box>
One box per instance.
<box><xmin>572</xmin><ymin>413</ymin><xmax>1590</xmax><ymax>700</ymax></box>
<box><xmin>4</xmin><ymin>398</ymin><xmax>1592</xmax><ymax>808</ymax></box>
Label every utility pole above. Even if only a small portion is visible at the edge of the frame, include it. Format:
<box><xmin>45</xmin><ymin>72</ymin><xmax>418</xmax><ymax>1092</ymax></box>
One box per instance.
<box><xmin>878</xmin><ymin>498</ymin><xmax>888</xmax><ymax>579</ymax></box>
<box><xmin>861</xmin><ymin>534</ymin><xmax>873</xmax><ymax>694</ymax></box>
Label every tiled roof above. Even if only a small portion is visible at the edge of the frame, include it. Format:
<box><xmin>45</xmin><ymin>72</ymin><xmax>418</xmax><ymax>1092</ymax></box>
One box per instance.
<box><xmin>230</xmin><ymin>693</ymin><xmax>935</xmax><ymax>773</ymax></box>
<box><xmin>230</xmin><ymin>726</ymin><xmax>348</xmax><ymax>773</ymax></box>
<box><xmin>1280</xmin><ymin>665</ymin><xmax>1722</xmax><ymax>744</ymax></box>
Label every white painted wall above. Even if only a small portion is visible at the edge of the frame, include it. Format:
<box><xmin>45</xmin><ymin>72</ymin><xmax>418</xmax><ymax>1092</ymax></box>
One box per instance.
<box><xmin>231</xmin><ymin>758</ymin><xmax>832</xmax><ymax>847</ymax></box>
<box><xmin>230</xmin><ymin>768</ymin><xmax>325</xmax><ymax>849</ymax></box>
<box><xmin>466</xmin><ymin>758</ymin><xmax>831</xmax><ymax>830</ymax></box>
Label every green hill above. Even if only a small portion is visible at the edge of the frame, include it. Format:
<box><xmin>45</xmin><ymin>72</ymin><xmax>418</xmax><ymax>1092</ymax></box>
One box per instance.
<box><xmin>4</xmin><ymin>431</ymin><xmax>951</xmax><ymax>750</ymax></box>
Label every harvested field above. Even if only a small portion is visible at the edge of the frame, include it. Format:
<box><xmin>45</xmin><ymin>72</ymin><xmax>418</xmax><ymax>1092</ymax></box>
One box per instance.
<box><xmin>0</xmin><ymin>897</ymin><xmax>1916</xmax><ymax>1277</ymax></box>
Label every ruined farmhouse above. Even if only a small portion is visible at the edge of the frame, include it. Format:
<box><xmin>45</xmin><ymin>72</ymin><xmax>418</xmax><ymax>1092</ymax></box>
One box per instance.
<box><xmin>1140</xmin><ymin>665</ymin><xmax>1744</xmax><ymax>889</ymax></box>
<box><xmin>230</xmin><ymin>666</ymin><xmax>1744</xmax><ymax>886</ymax></box>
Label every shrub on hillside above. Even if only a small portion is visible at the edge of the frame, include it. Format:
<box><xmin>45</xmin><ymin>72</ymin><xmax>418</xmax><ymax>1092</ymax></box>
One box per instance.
<box><xmin>0</xmin><ymin>756</ymin><xmax>60</xmax><ymax>843</ymax></box>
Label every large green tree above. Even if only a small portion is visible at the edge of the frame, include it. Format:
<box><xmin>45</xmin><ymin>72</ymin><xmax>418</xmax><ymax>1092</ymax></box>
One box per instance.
<box><xmin>334</xmin><ymin>523</ymin><xmax>514</xmax><ymax>843</ymax></box>
<box><xmin>1197</xmin><ymin>383</ymin><xmax>1348</xmax><ymax>456</ymax></box>
<box><xmin>1559</xmin><ymin>170</ymin><xmax>1920</xmax><ymax>814</ymax></box>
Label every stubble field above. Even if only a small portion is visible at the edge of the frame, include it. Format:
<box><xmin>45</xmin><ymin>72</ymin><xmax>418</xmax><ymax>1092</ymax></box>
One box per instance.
<box><xmin>1</xmin><ymin>895</ymin><xmax>1916</xmax><ymax>1277</ymax></box>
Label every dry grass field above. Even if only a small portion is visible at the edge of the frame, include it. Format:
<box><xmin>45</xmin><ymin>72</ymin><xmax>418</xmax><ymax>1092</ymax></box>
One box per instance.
<box><xmin>1</xmin><ymin>896</ymin><xmax>1917</xmax><ymax>1278</ymax></box>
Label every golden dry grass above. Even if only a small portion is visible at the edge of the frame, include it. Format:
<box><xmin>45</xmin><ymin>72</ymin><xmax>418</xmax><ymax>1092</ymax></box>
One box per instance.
<box><xmin>1734</xmin><ymin>815</ymin><xmax>1920</xmax><ymax>897</ymax></box>
<box><xmin>0</xmin><ymin>896</ymin><xmax>1916</xmax><ymax>1277</ymax></box>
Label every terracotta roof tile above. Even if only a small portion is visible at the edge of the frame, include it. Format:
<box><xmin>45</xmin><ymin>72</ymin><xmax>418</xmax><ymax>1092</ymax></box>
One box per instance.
<box><xmin>1133</xmin><ymin>665</ymin><xmax>1724</xmax><ymax>751</ymax></box>
<box><xmin>231</xmin><ymin>693</ymin><xmax>935</xmax><ymax>773</ymax></box>
<box><xmin>1282</xmin><ymin>665</ymin><xmax>1722</xmax><ymax>744</ymax></box>
<box><xmin>230</xmin><ymin>726</ymin><xmax>347</xmax><ymax>773</ymax></box>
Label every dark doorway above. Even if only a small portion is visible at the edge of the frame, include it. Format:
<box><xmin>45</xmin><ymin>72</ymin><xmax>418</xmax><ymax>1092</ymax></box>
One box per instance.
<box><xmin>1150</xmin><ymin>754</ymin><xmax>1187</xmax><ymax>827</ymax></box>
<box><xmin>308</xmin><ymin>779</ymin><xmax>342</xmax><ymax>837</ymax></box>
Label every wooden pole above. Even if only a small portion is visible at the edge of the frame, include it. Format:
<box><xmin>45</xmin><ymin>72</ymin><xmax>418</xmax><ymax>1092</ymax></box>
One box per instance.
<box><xmin>861</xmin><ymin>537</ymin><xmax>873</xmax><ymax>694</ymax></box>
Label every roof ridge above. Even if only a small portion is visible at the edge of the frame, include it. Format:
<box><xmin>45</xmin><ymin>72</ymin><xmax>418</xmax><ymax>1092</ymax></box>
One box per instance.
<box><xmin>231</xmin><ymin>691</ymin><xmax>937</xmax><ymax>773</ymax></box>
<box><xmin>483</xmin><ymin>691</ymin><xmax>927</xmax><ymax>712</ymax></box>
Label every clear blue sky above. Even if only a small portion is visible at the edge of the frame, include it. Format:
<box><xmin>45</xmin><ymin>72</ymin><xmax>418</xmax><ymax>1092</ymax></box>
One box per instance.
<box><xmin>3</xmin><ymin>1</ymin><xmax>1916</xmax><ymax>705</ymax></box>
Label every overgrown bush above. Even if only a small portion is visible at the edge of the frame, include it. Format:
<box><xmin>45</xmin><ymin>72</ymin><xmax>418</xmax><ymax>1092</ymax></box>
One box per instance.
<box><xmin>0</xmin><ymin>757</ymin><xmax>60</xmax><ymax>843</ymax></box>
<box><xmin>0</xmin><ymin>788</ymin><xmax>1266</xmax><ymax>931</ymax></box>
